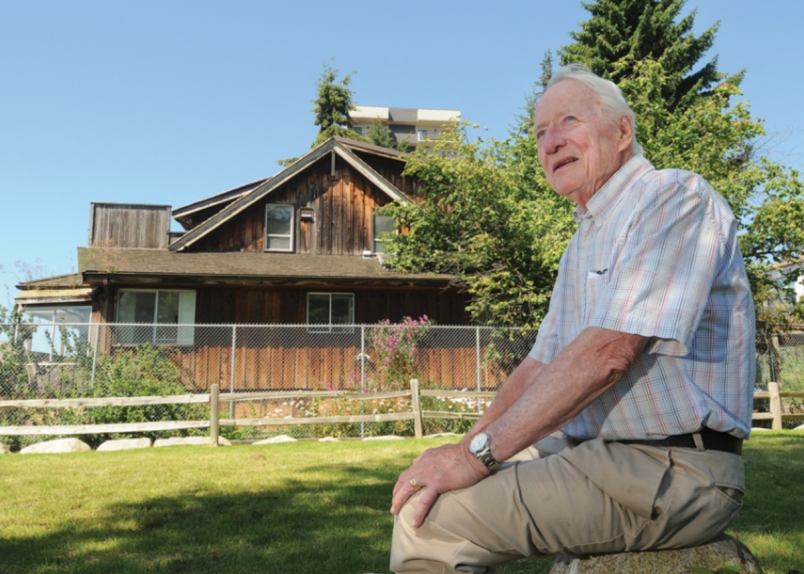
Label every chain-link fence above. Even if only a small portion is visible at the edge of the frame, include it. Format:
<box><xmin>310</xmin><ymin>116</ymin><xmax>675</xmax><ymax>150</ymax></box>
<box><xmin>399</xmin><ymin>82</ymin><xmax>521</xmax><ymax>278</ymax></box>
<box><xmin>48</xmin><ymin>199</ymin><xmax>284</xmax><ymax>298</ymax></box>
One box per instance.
<box><xmin>5</xmin><ymin>322</ymin><xmax>802</xmax><ymax>444</ymax></box>
<box><xmin>0</xmin><ymin>321</ymin><xmax>536</xmax><ymax>444</ymax></box>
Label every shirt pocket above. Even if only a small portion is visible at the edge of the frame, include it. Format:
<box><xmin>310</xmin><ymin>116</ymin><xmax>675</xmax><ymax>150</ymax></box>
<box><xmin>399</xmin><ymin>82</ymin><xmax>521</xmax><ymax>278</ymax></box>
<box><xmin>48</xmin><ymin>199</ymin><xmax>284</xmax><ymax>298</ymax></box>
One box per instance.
<box><xmin>584</xmin><ymin>269</ymin><xmax>608</xmax><ymax>325</ymax></box>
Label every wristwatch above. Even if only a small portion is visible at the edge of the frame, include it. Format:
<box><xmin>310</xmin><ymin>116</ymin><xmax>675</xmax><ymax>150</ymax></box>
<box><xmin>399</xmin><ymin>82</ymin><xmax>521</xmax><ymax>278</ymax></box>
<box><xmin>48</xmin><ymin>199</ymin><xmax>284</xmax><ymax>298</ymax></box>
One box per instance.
<box><xmin>469</xmin><ymin>431</ymin><xmax>500</xmax><ymax>471</ymax></box>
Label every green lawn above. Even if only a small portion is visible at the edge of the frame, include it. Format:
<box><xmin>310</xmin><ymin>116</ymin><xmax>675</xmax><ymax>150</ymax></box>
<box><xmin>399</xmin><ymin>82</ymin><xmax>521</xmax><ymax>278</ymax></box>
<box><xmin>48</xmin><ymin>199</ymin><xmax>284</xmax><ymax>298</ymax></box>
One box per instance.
<box><xmin>1</xmin><ymin>433</ymin><xmax>802</xmax><ymax>574</ymax></box>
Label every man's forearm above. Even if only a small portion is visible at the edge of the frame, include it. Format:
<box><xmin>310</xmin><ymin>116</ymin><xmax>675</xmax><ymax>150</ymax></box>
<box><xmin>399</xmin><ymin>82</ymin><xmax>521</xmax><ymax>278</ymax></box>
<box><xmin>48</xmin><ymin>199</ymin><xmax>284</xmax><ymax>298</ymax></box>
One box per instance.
<box><xmin>484</xmin><ymin>327</ymin><xmax>649</xmax><ymax>462</ymax></box>
<box><xmin>459</xmin><ymin>357</ymin><xmax>546</xmax><ymax>447</ymax></box>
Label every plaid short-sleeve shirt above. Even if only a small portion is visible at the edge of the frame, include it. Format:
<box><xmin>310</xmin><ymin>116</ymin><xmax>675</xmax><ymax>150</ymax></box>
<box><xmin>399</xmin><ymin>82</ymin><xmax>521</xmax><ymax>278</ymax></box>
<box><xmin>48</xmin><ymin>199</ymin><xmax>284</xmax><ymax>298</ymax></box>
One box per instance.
<box><xmin>529</xmin><ymin>155</ymin><xmax>756</xmax><ymax>440</ymax></box>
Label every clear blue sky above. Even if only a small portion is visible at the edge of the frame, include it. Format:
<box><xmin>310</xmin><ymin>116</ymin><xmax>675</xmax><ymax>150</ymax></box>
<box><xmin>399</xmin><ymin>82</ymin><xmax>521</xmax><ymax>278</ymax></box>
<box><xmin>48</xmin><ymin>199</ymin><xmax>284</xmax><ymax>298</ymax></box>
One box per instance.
<box><xmin>2</xmin><ymin>0</ymin><xmax>803</xmax><ymax>305</ymax></box>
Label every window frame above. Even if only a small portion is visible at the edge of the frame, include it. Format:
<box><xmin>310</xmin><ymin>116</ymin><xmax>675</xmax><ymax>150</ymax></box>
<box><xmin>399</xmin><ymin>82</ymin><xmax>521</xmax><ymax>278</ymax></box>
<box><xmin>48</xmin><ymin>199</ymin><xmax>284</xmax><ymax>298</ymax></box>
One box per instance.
<box><xmin>372</xmin><ymin>211</ymin><xmax>395</xmax><ymax>254</ymax></box>
<box><xmin>306</xmin><ymin>292</ymin><xmax>355</xmax><ymax>333</ymax></box>
<box><xmin>264</xmin><ymin>203</ymin><xmax>295</xmax><ymax>253</ymax></box>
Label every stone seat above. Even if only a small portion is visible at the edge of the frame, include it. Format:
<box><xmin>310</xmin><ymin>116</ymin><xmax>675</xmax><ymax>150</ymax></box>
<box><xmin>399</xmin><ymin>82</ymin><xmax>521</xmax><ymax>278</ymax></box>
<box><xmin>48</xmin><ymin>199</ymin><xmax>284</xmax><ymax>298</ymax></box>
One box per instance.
<box><xmin>549</xmin><ymin>535</ymin><xmax>762</xmax><ymax>573</ymax></box>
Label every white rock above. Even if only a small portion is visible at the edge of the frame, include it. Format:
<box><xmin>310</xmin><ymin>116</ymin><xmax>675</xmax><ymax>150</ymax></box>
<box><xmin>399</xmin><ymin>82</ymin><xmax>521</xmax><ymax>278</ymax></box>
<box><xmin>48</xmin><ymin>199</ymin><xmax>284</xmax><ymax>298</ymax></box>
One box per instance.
<box><xmin>97</xmin><ymin>438</ymin><xmax>153</xmax><ymax>451</ymax></box>
<box><xmin>362</xmin><ymin>435</ymin><xmax>404</xmax><ymax>441</ymax></box>
<box><xmin>319</xmin><ymin>436</ymin><xmax>340</xmax><ymax>442</ymax></box>
<box><xmin>253</xmin><ymin>435</ymin><xmax>297</xmax><ymax>444</ymax></box>
<box><xmin>793</xmin><ymin>423</ymin><xmax>804</xmax><ymax>431</ymax></box>
<box><xmin>153</xmin><ymin>436</ymin><xmax>231</xmax><ymax>448</ymax></box>
<box><xmin>425</xmin><ymin>432</ymin><xmax>461</xmax><ymax>438</ymax></box>
<box><xmin>20</xmin><ymin>438</ymin><xmax>91</xmax><ymax>454</ymax></box>
<box><xmin>0</xmin><ymin>443</ymin><xmax>11</xmax><ymax>455</ymax></box>
<box><xmin>750</xmin><ymin>427</ymin><xmax>772</xmax><ymax>432</ymax></box>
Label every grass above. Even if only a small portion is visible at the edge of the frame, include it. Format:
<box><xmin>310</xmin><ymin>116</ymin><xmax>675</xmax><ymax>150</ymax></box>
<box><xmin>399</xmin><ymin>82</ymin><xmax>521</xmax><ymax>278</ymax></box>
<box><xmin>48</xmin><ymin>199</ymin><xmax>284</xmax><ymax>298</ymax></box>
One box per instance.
<box><xmin>1</xmin><ymin>433</ymin><xmax>803</xmax><ymax>574</ymax></box>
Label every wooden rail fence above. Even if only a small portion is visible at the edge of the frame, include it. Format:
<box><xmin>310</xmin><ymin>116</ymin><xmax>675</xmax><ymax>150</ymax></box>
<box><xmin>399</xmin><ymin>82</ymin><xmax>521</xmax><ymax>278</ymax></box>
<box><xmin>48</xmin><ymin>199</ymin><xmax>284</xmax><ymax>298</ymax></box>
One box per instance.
<box><xmin>1</xmin><ymin>381</ymin><xmax>801</xmax><ymax>442</ymax></box>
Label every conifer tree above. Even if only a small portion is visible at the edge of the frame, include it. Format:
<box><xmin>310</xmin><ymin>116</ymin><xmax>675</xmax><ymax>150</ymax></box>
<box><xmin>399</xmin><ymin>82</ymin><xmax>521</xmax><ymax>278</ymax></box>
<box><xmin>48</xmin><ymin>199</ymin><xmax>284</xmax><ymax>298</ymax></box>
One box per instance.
<box><xmin>311</xmin><ymin>65</ymin><xmax>363</xmax><ymax>147</ymax></box>
<box><xmin>383</xmin><ymin>0</ymin><xmax>804</xmax><ymax>329</ymax></box>
<box><xmin>560</xmin><ymin>0</ymin><xmax>722</xmax><ymax>111</ymax></box>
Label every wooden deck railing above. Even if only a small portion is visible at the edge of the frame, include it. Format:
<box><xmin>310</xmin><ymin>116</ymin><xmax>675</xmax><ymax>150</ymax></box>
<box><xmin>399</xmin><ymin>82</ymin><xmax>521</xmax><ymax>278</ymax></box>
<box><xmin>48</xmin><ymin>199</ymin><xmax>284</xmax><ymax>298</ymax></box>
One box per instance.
<box><xmin>1</xmin><ymin>381</ymin><xmax>801</xmax><ymax>442</ymax></box>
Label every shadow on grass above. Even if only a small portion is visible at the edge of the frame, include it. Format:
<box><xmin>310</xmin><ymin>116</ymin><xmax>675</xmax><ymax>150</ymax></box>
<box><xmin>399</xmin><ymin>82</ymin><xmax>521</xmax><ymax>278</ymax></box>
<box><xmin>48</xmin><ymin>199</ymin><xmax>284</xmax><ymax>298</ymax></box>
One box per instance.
<box><xmin>0</xmin><ymin>462</ymin><xmax>399</xmax><ymax>574</ymax></box>
<box><xmin>2</xmin><ymin>435</ymin><xmax>801</xmax><ymax>574</ymax></box>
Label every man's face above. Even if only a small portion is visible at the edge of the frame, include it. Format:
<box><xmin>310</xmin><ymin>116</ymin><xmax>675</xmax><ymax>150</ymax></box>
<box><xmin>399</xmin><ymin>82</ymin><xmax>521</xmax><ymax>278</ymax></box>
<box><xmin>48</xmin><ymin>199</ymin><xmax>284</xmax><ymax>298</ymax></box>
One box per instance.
<box><xmin>534</xmin><ymin>80</ymin><xmax>633</xmax><ymax>209</ymax></box>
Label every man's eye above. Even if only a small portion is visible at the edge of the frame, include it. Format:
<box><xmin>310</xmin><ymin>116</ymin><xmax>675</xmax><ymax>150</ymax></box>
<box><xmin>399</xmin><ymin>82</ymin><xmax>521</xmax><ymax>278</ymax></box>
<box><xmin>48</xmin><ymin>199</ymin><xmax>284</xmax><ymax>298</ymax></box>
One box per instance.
<box><xmin>565</xmin><ymin>116</ymin><xmax>577</xmax><ymax>123</ymax></box>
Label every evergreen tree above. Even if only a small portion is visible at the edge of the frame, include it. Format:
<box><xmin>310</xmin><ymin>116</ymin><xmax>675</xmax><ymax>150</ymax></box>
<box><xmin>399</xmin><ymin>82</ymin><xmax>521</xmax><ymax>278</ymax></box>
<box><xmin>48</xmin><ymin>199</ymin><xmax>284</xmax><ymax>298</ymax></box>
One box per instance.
<box><xmin>384</xmin><ymin>1</ymin><xmax>804</xmax><ymax>329</ymax></box>
<box><xmin>311</xmin><ymin>65</ymin><xmax>365</xmax><ymax>147</ymax></box>
<box><xmin>366</xmin><ymin>119</ymin><xmax>395</xmax><ymax>149</ymax></box>
<box><xmin>560</xmin><ymin>0</ymin><xmax>722</xmax><ymax>111</ymax></box>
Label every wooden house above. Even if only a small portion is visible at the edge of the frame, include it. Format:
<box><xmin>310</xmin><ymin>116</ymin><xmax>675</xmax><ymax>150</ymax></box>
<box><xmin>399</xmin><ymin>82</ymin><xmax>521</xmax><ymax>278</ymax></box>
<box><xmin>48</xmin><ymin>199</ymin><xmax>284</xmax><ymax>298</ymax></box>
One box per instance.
<box><xmin>15</xmin><ymin>137</ymin><xmax>477</xmax><ymax>391</ymax></box>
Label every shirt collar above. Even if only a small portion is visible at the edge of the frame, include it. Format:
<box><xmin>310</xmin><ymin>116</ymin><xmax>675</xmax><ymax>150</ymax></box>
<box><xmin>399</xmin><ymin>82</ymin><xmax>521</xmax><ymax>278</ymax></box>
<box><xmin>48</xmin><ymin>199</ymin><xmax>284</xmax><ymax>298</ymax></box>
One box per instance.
<box><xmin>572</xmin><ymin>155</ymin><xmax>654</xmax><ymax>225</ymax></box>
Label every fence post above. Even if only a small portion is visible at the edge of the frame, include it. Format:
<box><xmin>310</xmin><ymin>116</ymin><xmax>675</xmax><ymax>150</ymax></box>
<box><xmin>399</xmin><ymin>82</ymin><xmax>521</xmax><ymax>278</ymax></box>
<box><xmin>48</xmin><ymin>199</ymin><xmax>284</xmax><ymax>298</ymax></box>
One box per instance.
<box><xmin>769</xmin><ymin>335</ymin><xmax>781</xmax><ymax>382</ymax></box>
<box><xmin>229</xmin><ymin>325</ymin><xmax>237</xmax><ymax>419</ymax></box>
<box><xmin>410</xmin><ymin>378</ymin><xmax>423</xmax><ymax>439</ymax></box>
<box><xmin>475</xmin><ymin>326</ymin><xmax>482</xmax><ymax>412</ymax></box>
<box><xmin>769</xmin><ymin>381</ymin><xmax>783</xmax><ymax>431</ymax></box>
<box><xmin>90</xmin><ymin>321</ymin><xmax>100</xmax><ymax>390</ymax></box>
<box><xmin>360</xmin><ymin>324</ymin><xmax>366</xmax><ymax>438</ymax></box>
<box><xmin>210</xmin><ymin>384</ymin><xmax>220</xmax><ymax>446</ymax></box>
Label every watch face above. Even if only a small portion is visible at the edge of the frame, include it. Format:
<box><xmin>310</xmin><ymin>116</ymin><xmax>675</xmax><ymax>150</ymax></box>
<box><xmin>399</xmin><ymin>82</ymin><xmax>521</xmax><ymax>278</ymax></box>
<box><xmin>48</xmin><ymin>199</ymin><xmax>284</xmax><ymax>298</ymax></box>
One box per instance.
<box><xmin>470</xmin><ymin>432</ymin><xmax>488</xmax><ymax>454</ymax></box>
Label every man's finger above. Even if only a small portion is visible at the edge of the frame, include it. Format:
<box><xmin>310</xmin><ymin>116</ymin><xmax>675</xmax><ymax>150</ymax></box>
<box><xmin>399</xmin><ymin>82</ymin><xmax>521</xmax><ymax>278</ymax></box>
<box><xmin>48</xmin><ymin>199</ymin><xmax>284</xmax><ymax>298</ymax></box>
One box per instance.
<box><xmin>411</xmin><ymin>488</ymin><xmax>440</xmax><ymax>528</ymax></box>
<box><xmin>392</xmin><ymin>475</ymin><xmax>407</xmax><ymax>498</ymax></box>
<box><xmin>390</xmin><ymin>480</ymin><xmax>417</xmax><ymax>515</ymax></box>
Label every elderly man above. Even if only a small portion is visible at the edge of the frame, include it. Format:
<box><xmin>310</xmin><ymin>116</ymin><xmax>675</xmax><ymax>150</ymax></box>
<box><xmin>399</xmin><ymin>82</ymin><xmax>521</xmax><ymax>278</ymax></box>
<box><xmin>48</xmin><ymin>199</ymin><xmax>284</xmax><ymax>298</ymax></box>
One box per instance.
<box><xmin>389</xmin><ymin>65</ymin><xmax>755</xmax><ymax>574</ymax></box>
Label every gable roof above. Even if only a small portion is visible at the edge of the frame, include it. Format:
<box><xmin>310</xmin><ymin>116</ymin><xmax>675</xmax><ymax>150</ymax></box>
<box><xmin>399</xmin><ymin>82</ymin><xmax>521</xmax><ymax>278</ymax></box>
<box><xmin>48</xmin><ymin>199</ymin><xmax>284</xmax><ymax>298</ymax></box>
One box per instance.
<box><xmin>169</xmin><ymin>137</ymin><xmax>412</xmax><ymax>253</ymax></box>
<box><xmin>172</xmin><ymin>176</ymin><xmax>271</xmax><ymax>231</ymax></box>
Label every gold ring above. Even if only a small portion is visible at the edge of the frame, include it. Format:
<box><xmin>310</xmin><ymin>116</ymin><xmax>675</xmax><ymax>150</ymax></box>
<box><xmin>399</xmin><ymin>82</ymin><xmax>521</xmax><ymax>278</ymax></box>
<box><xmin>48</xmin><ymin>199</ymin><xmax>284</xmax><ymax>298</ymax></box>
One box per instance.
<box><xmin>409</xmin><ymin>478</ymin><xmax>422</xmax><ymax>492</ymax></box>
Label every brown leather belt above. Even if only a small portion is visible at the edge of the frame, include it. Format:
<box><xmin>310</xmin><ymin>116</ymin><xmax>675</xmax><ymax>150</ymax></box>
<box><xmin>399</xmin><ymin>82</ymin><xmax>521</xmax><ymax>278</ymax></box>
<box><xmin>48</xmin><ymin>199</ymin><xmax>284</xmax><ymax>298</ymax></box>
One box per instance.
<box><xmin>619</xmin><ymin>428</ymin><xmax>743</xmax><ymax>455</ymax></box>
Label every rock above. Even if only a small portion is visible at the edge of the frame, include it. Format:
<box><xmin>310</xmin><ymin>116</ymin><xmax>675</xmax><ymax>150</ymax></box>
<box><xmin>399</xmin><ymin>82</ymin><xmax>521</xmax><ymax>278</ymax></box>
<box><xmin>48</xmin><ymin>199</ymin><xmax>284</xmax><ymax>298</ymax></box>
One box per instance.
<box><xmin>253</xmin><ymin>435</ymin><xmax>297</xmax><ymax>445</ymax></box>
<box><xmin>549</xmin><ymin>535</ymin><xmax>762</xmax><ymax>574</ymax></box>
<box><xmin>20</xmin><ymin>438</ymin><xmax>91</xmax><ymax>455</ymax></box>
<box><xmin>318</xmin><ymin>436</ymin><xmax>340</xmax><ymax>442</ymax></box>
<box><xmin>1</xmin><ymin>443</ymin><xmax>11</xmax><ymax>455</ymax></box>
<box><xmin>97</xmin><ymin>438</ymin><xmax>153</xmax><ymax>451</ymax></box>
<box><xmin>362</xmin><ymin>435</ymin><xmax>404</xmax><ymax>441</ymax></box>
<box><xmin>153</xmin><ymin>436</ymin><xmax>231</xmax><ymax>448</ymax></box>
<box><xmin>425</xmin><ymin>432</ymin><xmax>461</xmax><ymax>438</ymax></box>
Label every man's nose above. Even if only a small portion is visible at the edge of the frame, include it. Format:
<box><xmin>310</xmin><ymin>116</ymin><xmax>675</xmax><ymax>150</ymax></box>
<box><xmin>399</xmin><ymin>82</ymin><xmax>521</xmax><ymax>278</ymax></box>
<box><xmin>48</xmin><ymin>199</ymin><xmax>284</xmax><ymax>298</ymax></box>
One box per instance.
<box><xmin>540</xmin><ymin>127</ymin><xmax>564</xmax><ymax>154</ymax></box>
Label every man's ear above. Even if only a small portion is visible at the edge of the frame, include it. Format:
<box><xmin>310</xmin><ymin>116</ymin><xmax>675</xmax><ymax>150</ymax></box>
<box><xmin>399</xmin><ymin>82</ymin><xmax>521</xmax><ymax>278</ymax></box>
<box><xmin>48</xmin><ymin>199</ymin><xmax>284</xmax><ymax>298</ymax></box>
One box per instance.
<box><xmin>617</xmin><ymin>115</ymin><xmax>635</xmax><ymax>153</ymax></box>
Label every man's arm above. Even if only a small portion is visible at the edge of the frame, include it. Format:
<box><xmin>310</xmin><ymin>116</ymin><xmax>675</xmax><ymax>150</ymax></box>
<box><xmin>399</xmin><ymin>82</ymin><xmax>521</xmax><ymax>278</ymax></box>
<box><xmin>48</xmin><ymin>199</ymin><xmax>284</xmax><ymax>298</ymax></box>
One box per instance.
<box><xmin>458</xmin><ymin>356</ymin><xmax>547</xmax><ymax>446</ymax></box>
<box><xmin>390</xmin><ymin>326</ymin><xmax>648</xmax><ymax>527</ymax></box>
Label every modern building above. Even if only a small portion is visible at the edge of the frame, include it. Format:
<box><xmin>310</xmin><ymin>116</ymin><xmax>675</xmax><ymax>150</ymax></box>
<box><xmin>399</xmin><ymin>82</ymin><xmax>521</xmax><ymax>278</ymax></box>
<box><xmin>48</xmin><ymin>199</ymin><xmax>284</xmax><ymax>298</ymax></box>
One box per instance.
<box><xmin>349</xmin><ymin>106</ymin><xmax>460</xmax><ymax>150</ymax></box>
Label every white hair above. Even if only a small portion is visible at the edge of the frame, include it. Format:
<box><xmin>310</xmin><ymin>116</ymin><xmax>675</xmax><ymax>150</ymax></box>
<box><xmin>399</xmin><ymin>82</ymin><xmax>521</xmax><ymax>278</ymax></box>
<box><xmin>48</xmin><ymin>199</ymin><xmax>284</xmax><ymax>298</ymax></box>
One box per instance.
<box><xmin>542</xmin><ymin>64</ymin><xmax>643</xmax><ymax>156</ymax></box>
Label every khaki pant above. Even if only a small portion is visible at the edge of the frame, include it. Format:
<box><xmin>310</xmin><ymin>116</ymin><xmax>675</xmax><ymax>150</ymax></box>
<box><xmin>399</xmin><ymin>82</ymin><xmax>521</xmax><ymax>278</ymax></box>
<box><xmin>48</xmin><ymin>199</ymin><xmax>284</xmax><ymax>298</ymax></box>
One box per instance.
<box><xmin>390</xmin><ymin>436</ymin><xmax>744</xmax><ymax>574</ymax></box>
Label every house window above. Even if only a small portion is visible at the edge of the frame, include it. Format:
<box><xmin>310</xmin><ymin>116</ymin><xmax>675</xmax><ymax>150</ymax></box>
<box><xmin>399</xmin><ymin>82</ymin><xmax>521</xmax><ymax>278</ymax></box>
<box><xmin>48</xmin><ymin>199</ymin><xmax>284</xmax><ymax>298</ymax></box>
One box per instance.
<box><xmin>116</xmin><ymin>289</ymin><xmax>196</xmax><ymax>345</ymax></box>
<box><xmin>24</xmin><ymin>305</ymin><xmax>92</xmax><ymax>357</ymax></box>
<box><xmin>307</xmin><ymin>293</ymin><xmax>354</xmax><ymax>333</ymax></box>
<box><xmin>265</xmin><ymin>204</ymin><xmax>294</xmax><ymax>252</ymax></box>
<box><xmin>373</xmin><ymin>213</ymin><xmax>395</xmax><ymax>253</ymax></box>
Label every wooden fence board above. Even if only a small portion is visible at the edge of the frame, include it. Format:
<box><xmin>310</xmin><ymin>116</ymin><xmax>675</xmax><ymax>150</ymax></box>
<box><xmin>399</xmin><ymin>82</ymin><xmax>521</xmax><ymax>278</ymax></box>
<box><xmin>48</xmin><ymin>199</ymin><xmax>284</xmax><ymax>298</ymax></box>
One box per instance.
<box><xmin>2</xmin><ymin>383</ymin><xmax>793</xmax><ymax>439</ymax></box>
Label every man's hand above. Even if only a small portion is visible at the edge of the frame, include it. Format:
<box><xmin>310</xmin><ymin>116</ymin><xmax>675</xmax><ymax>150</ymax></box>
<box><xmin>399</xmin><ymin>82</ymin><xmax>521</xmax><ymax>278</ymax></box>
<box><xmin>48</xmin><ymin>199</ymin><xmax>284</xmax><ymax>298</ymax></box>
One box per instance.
<box><xmin>390</xmin><ymin>442</ymin><xmax>489</xmax><ymax>528</ymax></box>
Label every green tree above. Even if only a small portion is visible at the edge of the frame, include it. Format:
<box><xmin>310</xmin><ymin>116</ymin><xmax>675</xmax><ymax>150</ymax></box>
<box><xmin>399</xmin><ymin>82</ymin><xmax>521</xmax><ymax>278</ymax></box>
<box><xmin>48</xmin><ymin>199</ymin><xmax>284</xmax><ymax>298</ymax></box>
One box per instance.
<box><xmin>560</xmin><ymin>0</ymin><xmax>722</xmax><ymax>112</ymax></box>
<box><xmin>311</xmin><ymin>64</ymin><xmax>365</xmax><ymax>147</ymax></box>
<box><xmin>382</xmin><ymin>0</ymin><xmax>804</xmax><ymax>331</ymax></box>
<box><xmin>380</xmin><ymin>126</ymin><xmax>573</xmax><ymax>328</ymax></box>
<box><xmin>366</xmin><ymin>118</ymin><xmax>395</xmax><ymax>149</ymax></box>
